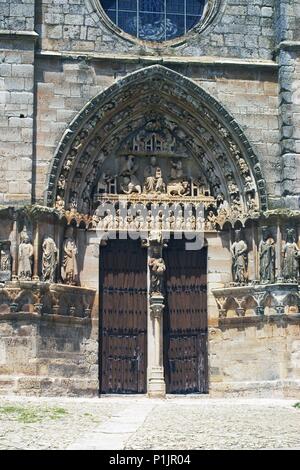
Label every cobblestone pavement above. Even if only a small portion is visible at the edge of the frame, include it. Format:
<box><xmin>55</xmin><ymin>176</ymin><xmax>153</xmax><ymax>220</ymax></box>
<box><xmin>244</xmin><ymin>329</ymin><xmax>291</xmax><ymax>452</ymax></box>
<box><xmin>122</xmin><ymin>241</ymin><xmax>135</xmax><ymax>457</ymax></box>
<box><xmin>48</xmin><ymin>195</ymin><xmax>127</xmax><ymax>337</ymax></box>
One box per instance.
<box><xmin>0</xmin><ymin>396</ymin><xmax>299</xmax><ymax>450</ymax></box>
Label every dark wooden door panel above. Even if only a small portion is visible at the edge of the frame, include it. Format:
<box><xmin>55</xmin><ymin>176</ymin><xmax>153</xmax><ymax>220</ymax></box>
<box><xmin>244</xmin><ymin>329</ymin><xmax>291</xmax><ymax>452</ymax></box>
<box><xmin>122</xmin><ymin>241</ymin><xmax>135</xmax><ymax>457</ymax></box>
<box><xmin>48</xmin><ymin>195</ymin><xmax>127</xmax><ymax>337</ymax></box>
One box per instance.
<box><xmin>164</xmin><ymin>239</ymin><xmax>208</xmax><ymax>394</ymax></box>
<box><xmin>100</xmin><ymin>240</ymin><xmax>147</xmax><ymax>394</ymax></box>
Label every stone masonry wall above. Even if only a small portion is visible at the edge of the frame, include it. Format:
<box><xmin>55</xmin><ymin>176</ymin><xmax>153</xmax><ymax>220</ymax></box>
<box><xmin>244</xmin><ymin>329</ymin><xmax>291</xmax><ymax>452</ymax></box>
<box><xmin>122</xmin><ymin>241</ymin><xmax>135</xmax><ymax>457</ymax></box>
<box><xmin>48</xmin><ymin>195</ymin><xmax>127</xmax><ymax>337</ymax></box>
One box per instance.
<box><xmin>38</xmin><ymin>0</ymin><xmax>276</xmax><ymax>60</ymax></box>
<box><xmin>275</xmin><ymin>0</ymin><xmax>300</xmax><ymax>42</ymax></box>
<box><xmin>0</xmin><ymin>315</ymin><xmax>98</xmax><ymax>396</ymax></box>
<box><xmin>0</xmin><ymin>36</ymin><xmax>35</xmax><ymax>204</ymax></box>
<box><xmin>209</xmin><ymin>319</ymin><xmax>300</xmax><ymax>397</ymax></box>
<box><xmin>279</xmin><ymin>50</ymin><xmax>300</xmax><ymax>206</ymax></box>
<box><xmin>0</xmin><ymin>0</ymin><xmax>36</xmax><ymax>205</ymax></box>
<box><xmin>0</xmin><ymin>0</ymin><xmax>35</xmax><ymax>31</ymax></box>
<box><xmin>275</xmin><ymin>1</ymin><xmax>300</xmax><ymax>206</ymax></box>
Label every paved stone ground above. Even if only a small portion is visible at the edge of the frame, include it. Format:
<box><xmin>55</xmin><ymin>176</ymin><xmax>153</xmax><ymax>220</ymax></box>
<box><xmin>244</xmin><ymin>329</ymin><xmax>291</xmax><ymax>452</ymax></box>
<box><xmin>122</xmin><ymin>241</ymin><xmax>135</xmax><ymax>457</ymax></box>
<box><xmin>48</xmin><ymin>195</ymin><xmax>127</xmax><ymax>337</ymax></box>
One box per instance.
<box><xmin>0</xmin><ymin>396</ymin><xmax>299</xmax><ymax>450</ymax></box>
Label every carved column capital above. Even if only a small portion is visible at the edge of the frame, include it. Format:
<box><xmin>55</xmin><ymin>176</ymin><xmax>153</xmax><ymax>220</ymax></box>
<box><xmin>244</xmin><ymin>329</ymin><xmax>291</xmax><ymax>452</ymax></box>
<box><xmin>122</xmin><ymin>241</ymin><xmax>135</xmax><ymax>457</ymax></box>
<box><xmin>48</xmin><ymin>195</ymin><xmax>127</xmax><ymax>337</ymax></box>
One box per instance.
<box><xmin>150</xmin><ymin>294</ymin><xmax>165</xmax><ymax>319</ymax></box>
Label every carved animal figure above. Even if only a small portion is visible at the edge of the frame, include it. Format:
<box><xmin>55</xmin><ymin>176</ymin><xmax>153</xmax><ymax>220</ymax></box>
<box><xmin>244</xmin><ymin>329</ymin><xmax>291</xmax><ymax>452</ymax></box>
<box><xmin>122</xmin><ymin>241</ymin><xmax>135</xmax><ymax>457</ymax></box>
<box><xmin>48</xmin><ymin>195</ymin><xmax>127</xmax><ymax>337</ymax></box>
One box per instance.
<box><xmin>167</xmin><ymin>181</ymin><xmax>189</xmax><ymax>196</ymax></box>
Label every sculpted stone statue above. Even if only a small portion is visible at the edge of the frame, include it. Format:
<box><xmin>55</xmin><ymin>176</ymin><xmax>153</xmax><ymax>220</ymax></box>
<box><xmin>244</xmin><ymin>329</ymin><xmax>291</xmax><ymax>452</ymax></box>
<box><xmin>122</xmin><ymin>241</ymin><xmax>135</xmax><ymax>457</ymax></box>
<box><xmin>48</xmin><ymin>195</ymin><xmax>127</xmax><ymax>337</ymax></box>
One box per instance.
<box><xmin>143</xmin><ymin>156</ymin><xmax>157</xmax><ymax>192</ymax></box>
<box><xmin>167</xmin><ymin>180</ymin><xmax>189</xmax><ymax>196</ymax></box>
<box><xmin>186</xmin><ymin>209</ymin><xmax>196</xmax><ymax>231</ymax></box>
<box><xmin>216</xmin><ymin>194</ymin><xmax>229</xmax><ymax>214</ymax></box>
<box><xmin>18</xmin><ymin>229</ymin><xmax>34</xmax><ymax>281</ymax></box>
<box><xmin>259</xmin><ymin>229</ymin><xmax>276</xmax><ymax>284</ymax></box>
<box><xmin>42</xmin><ymin>236</ymin><xmax>58</xmax><ymax>283</ymax></box>
<box><xmin>55</xmin><ymin>195</ymin><xmax>65</xmax><ymax>211</ymax></box>
<box><xmin>120</xmin><ymin>155</ymin><xmax>141</xmax><ymax>195</ymax></box>
<box><xmin>170</xmin><ymin>159</ymin><xmax>184</xmax><ymax>180</ymax></box>
<box><xmin>206</xmin><ymin>211</ymin><xmax>217</xmax><ymax>230</ymax></box>
<box><xmin>0</xmin><ymin>241</ymin><xmax>12</xmax><ymax>282</ymax></box>
<box><xmin>231</xmin><ymin>230</ymin><xmax>248</xmax><ymax>284</ymax></box>
<box><xmin>121</xmin><ymin>175</ymin><xmax>142</xmax><ymax>194</ymax></box>
<box><xmin>153</xmin><ymin>167</ymin><xmax>166</xmax><ymax>194</ymax></box>
<box><xmin>283</xmin><ymin>229</ymin><xmax>300</xmax><ymax>281</ymax></box>
<box><xmin>143</xmin><ymin>157</ymin><xmax>166</xmax><ymax>194</ymax></box>
<box><xmin>61</xmin><ymin>227</ymin><xmax>78</xmax><ymax>285</ymax></box>
<box><xmin>69</xmin><ymin>191</ymin><xmax>78</xmax><ymax>211</ymax></box>
<box><xmin>120</xmin><ymin>155</ymin><xmax>139</xmax><ymax>177</ymax></box>
<box><xmin>149</xmin><ymin>257</ymin><xmax>166</xmax><ymax>295</ymax></box>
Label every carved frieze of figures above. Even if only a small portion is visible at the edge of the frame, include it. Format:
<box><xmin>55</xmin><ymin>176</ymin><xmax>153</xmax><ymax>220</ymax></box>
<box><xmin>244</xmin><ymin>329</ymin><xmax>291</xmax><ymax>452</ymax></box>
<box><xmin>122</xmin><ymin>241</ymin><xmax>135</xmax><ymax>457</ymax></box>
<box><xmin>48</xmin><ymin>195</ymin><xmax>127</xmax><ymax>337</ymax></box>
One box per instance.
<box><xmin>259</xmin><ymin>228</ymin><xmax>276</xmax><ymax>284</ymax></box>
<box><xmin>61</xmin><ymin>227</ymin><xmax>78</xmax><ymax>286</ymax></box>
<box><xmin>282</xmin><ymin>229</ymin><xmax>300</xmax><ymax>281</ymax></box>
<box><xmin>0</xmin><ymin>241</ymin><xmax>12</xmax><ymax>282</ymax></box>
<box><xmin>231</xmin><ymin>230</ymin><xmax>248</xmax><ymax>285</ymax></box>
<box><xmin>18</xmin><ymin>228</ymin><xmax>34</xmax><ymax>281</ymax></box>
<box><xmin>42</xmin><ymin>236</ymin><xmax>58</xmax><ymax>283</ymax></box>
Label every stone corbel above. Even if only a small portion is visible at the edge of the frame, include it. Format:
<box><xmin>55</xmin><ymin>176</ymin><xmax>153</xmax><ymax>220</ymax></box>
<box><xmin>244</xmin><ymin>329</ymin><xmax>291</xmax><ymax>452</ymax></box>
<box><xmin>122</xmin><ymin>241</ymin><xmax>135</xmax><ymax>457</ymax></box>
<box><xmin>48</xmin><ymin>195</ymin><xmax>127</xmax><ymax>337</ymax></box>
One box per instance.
<box><xmin>253</xmin><ymin>292</ymin><xmax>266</xmax><ymax>316</ymax></box>
<box><xmin>32</xmin><ymin>286</ymin><xmax>43</xmax><ymax>315</ymax></box>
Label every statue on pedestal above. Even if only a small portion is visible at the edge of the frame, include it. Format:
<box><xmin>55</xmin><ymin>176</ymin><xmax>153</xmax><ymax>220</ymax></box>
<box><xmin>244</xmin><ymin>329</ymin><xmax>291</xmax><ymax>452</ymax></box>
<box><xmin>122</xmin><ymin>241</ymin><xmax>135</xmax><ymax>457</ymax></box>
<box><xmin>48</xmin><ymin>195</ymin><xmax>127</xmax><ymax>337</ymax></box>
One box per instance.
<box><xmin>259</xmin><ymin>228</ymin><xmax>276</xmax><ymax>284</ymax></box>
<box><xmin>18</xmin><ymin>228</ymin><xmax>34</xmax><ymax>281</ymax></box>
<box><xmin>149</xmin><ymin>257</ymin><xmax>166</xmax><ymax>296</ymax></box>
<box><xmin>61</xmin><ymin>227</ymin><xmax>78</xmax><ymax>285</ymax></box>
<box><xmin>0</xmin><ymin>241</ymin><xmax>12</xmax><ymax>282</ymax></box>
<box><xmin>283</xmin><ymin>228</ymin><xmax>300</xmax><ymax>281</ymax></box>
<box><xmin>42</xmin><ymin>236</ymin><xmax>58</xmax><ymax>283</ymax></box>
<box><xmin>231</xmin><ymin>230</ymin><xmax>248</xmax><ymax>284</ymax></box>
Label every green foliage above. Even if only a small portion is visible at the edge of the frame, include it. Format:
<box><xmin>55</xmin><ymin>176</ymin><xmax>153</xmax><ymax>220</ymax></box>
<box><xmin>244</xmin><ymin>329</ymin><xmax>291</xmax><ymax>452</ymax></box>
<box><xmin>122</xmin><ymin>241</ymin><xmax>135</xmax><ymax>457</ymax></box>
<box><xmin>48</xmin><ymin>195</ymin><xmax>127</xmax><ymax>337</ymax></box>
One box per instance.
<box><xmin>0</xmin><ymin>405</ymin><xmax>68</xmax><ymax>423</ymax></box>
<box><xmin>293</xmin><ymin>403</ymin><xmax>300</xmax><ymax>409</ymax></box>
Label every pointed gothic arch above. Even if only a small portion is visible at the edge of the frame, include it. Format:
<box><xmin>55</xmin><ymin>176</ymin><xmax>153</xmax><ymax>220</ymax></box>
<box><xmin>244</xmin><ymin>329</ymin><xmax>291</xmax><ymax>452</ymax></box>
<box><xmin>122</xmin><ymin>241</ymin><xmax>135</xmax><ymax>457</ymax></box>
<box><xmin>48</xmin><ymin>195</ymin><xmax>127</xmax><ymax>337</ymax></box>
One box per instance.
<box><xmin>46</xmin><ymin>65</ymin><xmax>267</xmax><ymax>226</ymax></box>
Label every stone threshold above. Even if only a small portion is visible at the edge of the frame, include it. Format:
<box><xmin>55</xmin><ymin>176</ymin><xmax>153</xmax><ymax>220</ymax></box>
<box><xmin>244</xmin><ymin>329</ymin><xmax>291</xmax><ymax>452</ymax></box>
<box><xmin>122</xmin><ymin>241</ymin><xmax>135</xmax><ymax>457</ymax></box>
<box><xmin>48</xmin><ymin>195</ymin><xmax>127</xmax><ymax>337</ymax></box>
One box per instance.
<box><xmin>35</xmin><ymin>50</ymin><xmax>278</xmax><ymax>69</ymax></box>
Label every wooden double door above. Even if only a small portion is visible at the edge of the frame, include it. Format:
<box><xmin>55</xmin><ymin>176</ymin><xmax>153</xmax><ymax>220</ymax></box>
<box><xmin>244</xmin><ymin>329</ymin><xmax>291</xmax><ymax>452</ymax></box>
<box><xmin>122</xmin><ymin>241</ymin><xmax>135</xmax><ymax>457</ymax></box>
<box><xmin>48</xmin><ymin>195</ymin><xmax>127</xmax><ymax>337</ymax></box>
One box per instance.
<box><xmin>99</xmin><ymin>239</ymin><xmax>208</xmax><ymax>394</ymax></box>
<box><xmin>99</xmin><ymin>240</ymin><xmax>147</xmax><ymax>394</ymax></box>
<box><xmin>164</xmin><ymin>239</ymin><xmax>208</xmax><ymax>394</ymax></box>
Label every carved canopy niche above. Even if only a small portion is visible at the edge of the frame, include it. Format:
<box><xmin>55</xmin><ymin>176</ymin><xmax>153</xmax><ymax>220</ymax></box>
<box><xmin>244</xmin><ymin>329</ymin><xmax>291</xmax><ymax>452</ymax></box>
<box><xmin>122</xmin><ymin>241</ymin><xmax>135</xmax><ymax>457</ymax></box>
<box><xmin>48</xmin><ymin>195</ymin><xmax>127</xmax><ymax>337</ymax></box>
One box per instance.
<box><xmin>46</xmin><ymin>65</ymin><xmax>267</xmax><ymax>228</ymax></box>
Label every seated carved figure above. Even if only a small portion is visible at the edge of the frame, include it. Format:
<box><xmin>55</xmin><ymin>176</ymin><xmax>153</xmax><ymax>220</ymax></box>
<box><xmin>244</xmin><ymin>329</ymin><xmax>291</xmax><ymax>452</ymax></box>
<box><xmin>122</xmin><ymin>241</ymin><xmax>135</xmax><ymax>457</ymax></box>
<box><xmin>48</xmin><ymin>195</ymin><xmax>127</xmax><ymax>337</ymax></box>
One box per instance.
<box><xmin>144</xmin><ymin>166</ymin><xmax>166</xmax><ymax>194</ymax></box>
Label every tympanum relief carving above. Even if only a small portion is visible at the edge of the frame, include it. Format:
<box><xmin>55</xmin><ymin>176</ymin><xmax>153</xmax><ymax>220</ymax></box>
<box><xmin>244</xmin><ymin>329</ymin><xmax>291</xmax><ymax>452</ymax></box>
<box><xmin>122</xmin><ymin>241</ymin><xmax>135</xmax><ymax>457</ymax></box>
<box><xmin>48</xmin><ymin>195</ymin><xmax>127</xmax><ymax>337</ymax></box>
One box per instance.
<box><xmin>51</xmin><ymin>112</ymin><xmax>261</xmax><ymax>235</ymax></box>
<box><xmin>48</xmin><ymin>68</ymin><xmax>263</xmax><ymax>229</ymax></box>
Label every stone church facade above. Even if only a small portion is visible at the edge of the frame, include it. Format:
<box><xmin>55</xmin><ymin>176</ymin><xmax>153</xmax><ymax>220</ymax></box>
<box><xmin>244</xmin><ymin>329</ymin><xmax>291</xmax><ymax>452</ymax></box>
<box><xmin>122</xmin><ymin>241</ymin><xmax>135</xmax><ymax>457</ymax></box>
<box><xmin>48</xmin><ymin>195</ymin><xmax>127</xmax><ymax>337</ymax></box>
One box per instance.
<box><xmin>0</xmin><ymin>0</ymin><xmax>300</xmax><ymax>397</ymax></box>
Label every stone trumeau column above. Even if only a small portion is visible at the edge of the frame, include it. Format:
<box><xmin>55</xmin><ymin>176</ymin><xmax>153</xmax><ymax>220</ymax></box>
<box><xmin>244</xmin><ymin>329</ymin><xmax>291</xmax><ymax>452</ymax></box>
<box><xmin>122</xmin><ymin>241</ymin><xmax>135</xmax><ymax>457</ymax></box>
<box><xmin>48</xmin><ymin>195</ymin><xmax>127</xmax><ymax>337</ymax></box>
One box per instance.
<box><xmin>275</xmin><ymin>0</ymin><xmax>300</xmax><ymax>208</ymax></box>
<box><xmin>0</xmin><ymin>0</ymin><xmax>37</xmax><ymax>206</ymax></box>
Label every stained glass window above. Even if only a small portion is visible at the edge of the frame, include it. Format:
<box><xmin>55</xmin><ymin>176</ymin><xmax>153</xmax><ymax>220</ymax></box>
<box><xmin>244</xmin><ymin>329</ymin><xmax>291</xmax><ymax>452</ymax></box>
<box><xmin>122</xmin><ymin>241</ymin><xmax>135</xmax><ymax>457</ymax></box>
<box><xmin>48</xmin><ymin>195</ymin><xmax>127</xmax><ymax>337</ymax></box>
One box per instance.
<box><xmin>101</xmin><ymin>0</ymin><xmax>206</xmax><ymax>41</ymax></box>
